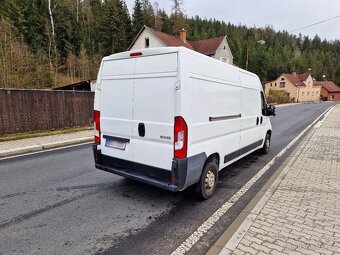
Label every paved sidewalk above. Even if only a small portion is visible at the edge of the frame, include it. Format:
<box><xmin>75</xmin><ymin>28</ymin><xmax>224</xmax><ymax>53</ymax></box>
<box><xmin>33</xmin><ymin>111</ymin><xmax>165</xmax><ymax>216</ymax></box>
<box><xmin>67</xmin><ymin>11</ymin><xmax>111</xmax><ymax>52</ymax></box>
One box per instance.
<box><xmin>0</xmin><ymin>130</ymin><xmax>93</xmax><ymax>158</ymax></box>
<box><xmin>218</xmin><ymin>104</ymin><xmax>340</xmax><ymax>255</ymax></box>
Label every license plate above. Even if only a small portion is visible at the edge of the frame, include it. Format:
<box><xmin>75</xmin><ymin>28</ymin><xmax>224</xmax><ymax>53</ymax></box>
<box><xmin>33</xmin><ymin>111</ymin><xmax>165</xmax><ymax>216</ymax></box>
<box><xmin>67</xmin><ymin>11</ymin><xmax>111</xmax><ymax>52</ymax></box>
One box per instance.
<box><xmin>105</xmin><ymin>139</ymin><xmax>126</xmax><ymax>150</ymax></box>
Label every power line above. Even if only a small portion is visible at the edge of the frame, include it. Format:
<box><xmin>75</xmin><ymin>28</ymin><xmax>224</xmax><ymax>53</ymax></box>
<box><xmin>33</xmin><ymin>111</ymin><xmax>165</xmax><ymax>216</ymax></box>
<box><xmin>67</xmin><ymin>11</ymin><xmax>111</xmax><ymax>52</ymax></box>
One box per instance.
<box><xmin>289</xmin><ymin>14</ymin><xmax>340</xmax><ymax>33</ymax></box>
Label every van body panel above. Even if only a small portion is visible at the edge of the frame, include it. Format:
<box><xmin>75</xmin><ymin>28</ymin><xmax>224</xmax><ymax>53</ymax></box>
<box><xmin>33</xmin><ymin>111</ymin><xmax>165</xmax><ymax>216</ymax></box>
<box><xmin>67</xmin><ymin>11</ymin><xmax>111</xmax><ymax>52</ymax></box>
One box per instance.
<box><xmin>239</xmin><ymin>86</ymin><xmax>262</xmax><ymax>152</ymax></box>
<box><xmin>185</xmin><ymin>75</ymin><xmax>241</xmax><ymax>169</ymax></box>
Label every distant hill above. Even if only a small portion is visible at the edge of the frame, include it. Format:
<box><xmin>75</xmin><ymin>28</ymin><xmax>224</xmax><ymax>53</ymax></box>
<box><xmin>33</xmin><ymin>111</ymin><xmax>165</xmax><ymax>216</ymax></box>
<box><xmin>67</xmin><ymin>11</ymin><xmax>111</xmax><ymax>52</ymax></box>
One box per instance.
<box><xmin>0</xmin><ymin>0</ymin><xmax>339</xmax><ymax>88</ymax></box>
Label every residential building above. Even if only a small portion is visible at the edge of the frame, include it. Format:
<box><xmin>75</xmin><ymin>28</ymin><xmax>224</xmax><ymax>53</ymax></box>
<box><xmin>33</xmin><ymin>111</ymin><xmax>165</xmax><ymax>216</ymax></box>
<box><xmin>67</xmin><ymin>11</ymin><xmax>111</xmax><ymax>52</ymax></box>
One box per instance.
<box><xmin>320</xmin><ymin>81</ymin><xmax>340</xmax><ymax>101</ymax></box>
<box><xmin>264</xmin><ymin>73</ymin><xmax>322</xmax><ymax>102</ymax></box>
<box><xmin>128</xmin><ymin>26</ymin><xmax>234</xmax><ymax>64</ymax></box>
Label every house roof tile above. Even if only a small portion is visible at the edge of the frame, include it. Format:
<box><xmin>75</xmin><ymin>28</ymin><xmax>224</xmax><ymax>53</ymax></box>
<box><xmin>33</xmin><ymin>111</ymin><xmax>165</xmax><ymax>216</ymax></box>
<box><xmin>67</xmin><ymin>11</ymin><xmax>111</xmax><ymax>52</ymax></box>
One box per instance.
<box><xmin>148</xmin><ymin>27</ymin><xmax>224</xmax><ymax>55</ymax></box>
<box><xmin>320</xmin><ymin>81</ymin><xmax>340</xmax><ymax>93</ymax></box>
<box><xmin>283</xmin><ymin>73</ymin><xmax>310</xmax><ymax>86</ymax></box>
<box><xmin>148</xmin><ymin>27</ymin><xmax>194</xmax><ymax>50</ymax></box>
<box><xmin>190</xmin><ymin>36</ymin><xmax>225</xmax><ymax>55</ymax></box>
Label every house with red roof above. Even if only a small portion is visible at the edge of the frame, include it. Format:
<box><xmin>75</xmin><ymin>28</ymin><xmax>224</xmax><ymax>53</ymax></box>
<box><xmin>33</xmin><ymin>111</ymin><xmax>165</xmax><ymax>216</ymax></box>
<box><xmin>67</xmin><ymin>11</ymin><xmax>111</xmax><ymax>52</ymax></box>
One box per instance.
<box><xmin>264</xmin><ymin>72</ymin><xmax>322</xmax><ymax>102</ymax></box>
<box><xmin>128</xmin><ymin>26</ymin><xmax>234</xmax><ymax>64</ymax></box>
<box><xmin>320</xmin><ymin>81</ymin><xmax>340</xmax><ymax>101</ymax></box>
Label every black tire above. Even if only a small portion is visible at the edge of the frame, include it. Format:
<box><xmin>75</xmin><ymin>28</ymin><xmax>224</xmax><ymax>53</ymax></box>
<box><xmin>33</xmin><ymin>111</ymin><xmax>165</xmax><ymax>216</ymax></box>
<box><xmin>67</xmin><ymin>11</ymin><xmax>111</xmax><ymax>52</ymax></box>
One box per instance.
<box><xmin>196</xmin><ymin>161</ymin><xmax>218</xmax><ymax>200</ymax></box>
<box><xmin>261</xmin><ymin>132</ymin><xmax>271</xmax><ymax>154</ymax></box>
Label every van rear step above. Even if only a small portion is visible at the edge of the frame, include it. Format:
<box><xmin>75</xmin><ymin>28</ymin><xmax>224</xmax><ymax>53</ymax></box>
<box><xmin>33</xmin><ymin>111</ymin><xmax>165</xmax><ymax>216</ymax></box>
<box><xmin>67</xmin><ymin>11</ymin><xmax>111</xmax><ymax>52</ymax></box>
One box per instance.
<box><xmin>93</xmin><ymin>144</ymin><xmax>206</xmax><ymax>192</ymax></box>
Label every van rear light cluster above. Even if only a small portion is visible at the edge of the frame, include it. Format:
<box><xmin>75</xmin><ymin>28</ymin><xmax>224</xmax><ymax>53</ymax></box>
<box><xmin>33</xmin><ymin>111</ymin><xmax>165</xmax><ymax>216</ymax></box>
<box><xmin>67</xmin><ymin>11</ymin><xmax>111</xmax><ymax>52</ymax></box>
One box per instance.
<box><xmin>174</xmin><ymin>116</ymin><xmax>188</xmax><ymax>159</ymax></box>
<box><xmin>94</xmin><ymin>110</ymin><xmax>101</xmax><ymax>144</ymax></box>
<box><xmin>130</xmin><ymin>52</ymin><xmax>142</xmax><ymax>57</ymax></box>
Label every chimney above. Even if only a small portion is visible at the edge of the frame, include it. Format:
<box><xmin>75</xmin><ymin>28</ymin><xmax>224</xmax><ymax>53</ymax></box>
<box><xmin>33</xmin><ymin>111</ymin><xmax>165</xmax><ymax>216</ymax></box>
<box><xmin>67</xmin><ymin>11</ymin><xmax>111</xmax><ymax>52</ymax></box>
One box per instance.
<box><xmin>293</xmin><ymin>72</ymin><xmax>296</xmax><ymax>75</ymax></box>
<box><xmin>180</xmin><ymin>28</ymin><xmax>186</xmax><ymax>43</ymax></box>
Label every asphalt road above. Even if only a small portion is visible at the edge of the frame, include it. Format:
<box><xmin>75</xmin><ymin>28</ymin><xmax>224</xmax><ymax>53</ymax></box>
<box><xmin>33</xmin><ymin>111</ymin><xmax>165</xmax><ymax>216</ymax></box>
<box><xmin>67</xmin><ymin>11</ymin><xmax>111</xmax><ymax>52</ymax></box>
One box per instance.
<box><xmin>0</xmin><ymin>102</ymin><xmax>335</xmax><ymax>255</ymax></box>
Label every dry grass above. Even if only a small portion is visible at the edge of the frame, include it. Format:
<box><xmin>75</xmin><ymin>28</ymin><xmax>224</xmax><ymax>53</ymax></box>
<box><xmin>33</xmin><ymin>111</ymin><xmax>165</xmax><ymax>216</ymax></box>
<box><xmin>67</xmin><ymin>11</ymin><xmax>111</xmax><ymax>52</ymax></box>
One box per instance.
<box><xmin>0</xmin><ymin>126</ymin><xmax>92</xmax><ymax>142</ymax></box>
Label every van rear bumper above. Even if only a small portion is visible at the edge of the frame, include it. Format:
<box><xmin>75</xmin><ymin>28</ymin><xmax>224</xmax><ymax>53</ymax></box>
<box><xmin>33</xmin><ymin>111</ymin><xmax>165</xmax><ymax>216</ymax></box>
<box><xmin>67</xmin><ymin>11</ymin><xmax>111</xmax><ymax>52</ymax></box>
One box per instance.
<box><xmin>93</xmin><ymin>144</ymin><xmax>206</xmax><ymax>192</ymax></box>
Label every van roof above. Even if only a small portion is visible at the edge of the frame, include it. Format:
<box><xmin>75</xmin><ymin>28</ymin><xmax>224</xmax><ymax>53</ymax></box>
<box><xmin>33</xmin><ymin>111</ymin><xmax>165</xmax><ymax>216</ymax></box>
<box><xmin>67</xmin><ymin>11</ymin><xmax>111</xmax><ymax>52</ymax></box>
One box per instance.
<box><xmin>104</xmin><ymin>47</ymin><xmax>181</xmax><ymax>61</ymax></box>
<box><xmin>103</xmin><ymin>47</ymin><xmax>258</xmax><ymax>80</ymax></box>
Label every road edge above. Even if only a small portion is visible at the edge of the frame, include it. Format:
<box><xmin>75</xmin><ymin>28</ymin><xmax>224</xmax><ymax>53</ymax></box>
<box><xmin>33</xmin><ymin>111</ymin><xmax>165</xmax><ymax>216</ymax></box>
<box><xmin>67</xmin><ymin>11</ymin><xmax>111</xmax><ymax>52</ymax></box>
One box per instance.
<box><xmin>0</xmin><ymin>137</ymin><xmax>93</xmax><ymax>159</ymax></box>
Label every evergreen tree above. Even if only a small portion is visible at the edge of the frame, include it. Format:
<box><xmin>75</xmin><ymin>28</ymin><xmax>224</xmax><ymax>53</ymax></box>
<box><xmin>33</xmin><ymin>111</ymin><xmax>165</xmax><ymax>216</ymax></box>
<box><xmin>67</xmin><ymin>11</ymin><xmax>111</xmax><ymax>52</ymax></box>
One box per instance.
<box><xmin>0</xmin><ymin>0</ymin><xmax>339</xmax><ymax>88</ymax></box>
<box><xmin>132</xmin><ymin>0</ymin><xmax>144</xmax><ymax>36</ymax></box>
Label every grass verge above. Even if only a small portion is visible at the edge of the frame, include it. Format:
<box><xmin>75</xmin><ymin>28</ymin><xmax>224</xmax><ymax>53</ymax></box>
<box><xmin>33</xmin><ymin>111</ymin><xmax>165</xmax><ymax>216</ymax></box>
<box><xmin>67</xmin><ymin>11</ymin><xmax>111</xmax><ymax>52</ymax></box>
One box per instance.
<box><xmin>0</xmin><ymin>126</ymin><xmax>92</xmax><ymax>142</ymax></box>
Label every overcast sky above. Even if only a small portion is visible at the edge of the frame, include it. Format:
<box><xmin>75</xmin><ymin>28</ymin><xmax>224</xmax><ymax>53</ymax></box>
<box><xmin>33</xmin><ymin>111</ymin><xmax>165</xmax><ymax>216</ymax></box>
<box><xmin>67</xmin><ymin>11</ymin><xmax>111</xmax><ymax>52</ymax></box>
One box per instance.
<box><xmin>125</xmin><ymin>0</ymin><xmax>340</xmax><ymax>41</ymax></box>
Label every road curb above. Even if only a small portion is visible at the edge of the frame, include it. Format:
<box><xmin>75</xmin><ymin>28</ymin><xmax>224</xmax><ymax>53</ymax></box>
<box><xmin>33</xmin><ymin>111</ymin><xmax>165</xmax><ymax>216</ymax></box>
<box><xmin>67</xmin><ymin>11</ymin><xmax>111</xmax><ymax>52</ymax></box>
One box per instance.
<box><xmin>0</xmin><ymin>137</ymin><xmax>93</xmax><ymax>158</ymax></box>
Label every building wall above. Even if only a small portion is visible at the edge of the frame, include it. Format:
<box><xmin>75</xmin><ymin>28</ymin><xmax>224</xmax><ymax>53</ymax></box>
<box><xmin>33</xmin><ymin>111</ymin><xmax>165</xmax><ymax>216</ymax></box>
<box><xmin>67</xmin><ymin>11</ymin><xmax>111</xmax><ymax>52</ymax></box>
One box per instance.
<box><xmin>264</xmin><ymin>74</ymin><xmax>298</xmax><ymax>100</ymax></box>
<box><xmin>321</xmin><ymin>87</ymin><xmax>340</xmax><ymax>101</ymax></box>
<box><xmin>129</xmin><ymin>29</ymin><xmax>164</xmax><ymax>50</ymax></box>
<box><xmin>329</xmin><ymin>92</ymin><xmax>340</xmax><ymax>101</ymax></box>
<box><xmin>265</xmin><ymin>74</ymin><xmax>321</xmax><ymax>102</ymax></box>
<box><xmin>297</xmin><ymin>75</ymin><xmax>321</xmax><ymax>102</ymax></box>
<box><xmin>213</xmin><ymin>38</ymin><xmax>234</xmax><ymax>64</ymax></box>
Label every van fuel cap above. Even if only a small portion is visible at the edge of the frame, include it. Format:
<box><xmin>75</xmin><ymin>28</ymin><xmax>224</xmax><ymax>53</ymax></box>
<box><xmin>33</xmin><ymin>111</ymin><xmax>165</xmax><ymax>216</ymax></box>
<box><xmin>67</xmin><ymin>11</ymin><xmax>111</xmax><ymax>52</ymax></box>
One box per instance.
<box><xmin>138</xmin><ymin>123</ymin><xmax>145</xmax><ymax>137</ymax></box>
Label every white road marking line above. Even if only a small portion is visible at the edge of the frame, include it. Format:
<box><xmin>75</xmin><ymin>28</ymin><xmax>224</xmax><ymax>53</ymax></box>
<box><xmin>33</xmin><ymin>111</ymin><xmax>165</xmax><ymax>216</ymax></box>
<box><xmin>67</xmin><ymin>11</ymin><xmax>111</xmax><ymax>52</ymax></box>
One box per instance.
<box><xmin>0</xmin><ymin>141</ymin><xmax>93</xmax><ymax>161</ymax></box>
<box><xmin>171</xmin><ymin>106</ymin><xmax>334</xmax><ymax>255</ymax></box>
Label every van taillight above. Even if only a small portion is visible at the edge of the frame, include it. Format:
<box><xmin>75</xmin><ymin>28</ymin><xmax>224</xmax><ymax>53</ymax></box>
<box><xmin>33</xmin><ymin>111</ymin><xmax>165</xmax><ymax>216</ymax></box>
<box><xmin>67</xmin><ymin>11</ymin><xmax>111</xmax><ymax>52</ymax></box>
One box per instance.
<box><xmin>130</xmin><ymin>52</ymin><xmax>142</xmax><ymax>57</ymax></box>
<box><xmin>174</xmin><ymin>116</ymin><xmax>188</xmax><ymax>159</ymax></box>
<box><xmin>94</xmin><ymin>110</ymin><xmax>101</xmax><ymax>144</ymax></box>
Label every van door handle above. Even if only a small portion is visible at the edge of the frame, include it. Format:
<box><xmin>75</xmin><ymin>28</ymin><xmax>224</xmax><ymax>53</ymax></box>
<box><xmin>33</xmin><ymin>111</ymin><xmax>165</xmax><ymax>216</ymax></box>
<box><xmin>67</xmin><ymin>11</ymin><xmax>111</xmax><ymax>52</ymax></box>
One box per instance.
<box><xmin>260</xmin><ymin>116</ymin><xmax>263</xmax><ymax>124</ymax></box>
<box><xmin>138</xmin><ymin>123</ymin><xmax>145</xmax><ymax>137</ymax></box>
<box><xmin>256</xmin><ymin>117</ymin><xmax>259</xmax><ymax>125</ymax></box>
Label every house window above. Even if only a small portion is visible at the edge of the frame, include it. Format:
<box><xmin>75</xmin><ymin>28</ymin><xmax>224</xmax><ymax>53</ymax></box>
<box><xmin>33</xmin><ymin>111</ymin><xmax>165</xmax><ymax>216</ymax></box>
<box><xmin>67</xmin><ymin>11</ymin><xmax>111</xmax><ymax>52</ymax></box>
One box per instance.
<box><xmin>220</xmin><ymin>57</ymin><xmax>227</xmax><ymax>63</ymax></box>
<box><xmin>270</xmin><ymin>83</ymin><xmax>272</xmax><ymax>87</ymax></box>
<box><xmin>307</xmin><ymin>92</ymin><xmax>310</xmax><ymax>96</ymax></box>
<box><xmin>281</xmin><ymin>78</ymin><xmax>284</xmax><ymax>81</ymax></box>
<box><xmin>279</xmin><ymin>82</ymin><xmax>285</xmax><ymax>88</ymax></box>
<box><xmin>275</xmin><ymin>83</ymin><xmax>277</xmax><ymax>87</ymax></box>
<box><xmin>302</xmin><ymin>92</ymin><xmax>304</xmax><ymax>97</ymax></box>
<box><xmin>286</xmin><ymin>93</ymin><xmax>290</xmax><ymax>97</ymax></box>
<box><xmin>145</xmin><ymin>38</ymin><xmax>150</xmax><ymax>48</ymax></box>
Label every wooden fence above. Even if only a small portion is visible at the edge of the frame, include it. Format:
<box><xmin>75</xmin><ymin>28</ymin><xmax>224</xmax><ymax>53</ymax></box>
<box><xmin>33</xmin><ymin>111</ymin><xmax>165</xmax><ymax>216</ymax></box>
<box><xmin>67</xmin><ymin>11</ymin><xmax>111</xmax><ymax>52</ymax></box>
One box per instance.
<box><xmin>0</xmin><ymin>89</ymin><xmax>94</xmax><ymax>134</ymax></box>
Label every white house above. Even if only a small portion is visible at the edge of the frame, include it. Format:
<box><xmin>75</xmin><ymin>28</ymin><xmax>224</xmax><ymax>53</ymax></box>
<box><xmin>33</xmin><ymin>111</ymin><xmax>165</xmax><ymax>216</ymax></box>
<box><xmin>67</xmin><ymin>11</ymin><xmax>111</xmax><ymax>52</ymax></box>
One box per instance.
<box><xmin>128</xmin><ymin>26</ymin><xmax>234</xmax><ymax>64</ymax></box>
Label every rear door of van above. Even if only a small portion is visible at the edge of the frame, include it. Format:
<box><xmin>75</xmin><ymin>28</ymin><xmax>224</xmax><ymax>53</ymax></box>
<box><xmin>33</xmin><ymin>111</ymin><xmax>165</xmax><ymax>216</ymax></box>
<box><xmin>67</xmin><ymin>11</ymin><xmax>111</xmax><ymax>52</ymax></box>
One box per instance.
<box><xmin>100</xmin><ymin>58</ymin><xmax>135</xmax><ymax>162</ymax></box>
<box><xmin>132</xmin><ymin>53</ymin><xmax>177</xmax><ymax>170</ymax></box>
<box><xmin>100</xmin><ymin>52</ymin><xmax>177</xmax><ymax>172</ymax></box>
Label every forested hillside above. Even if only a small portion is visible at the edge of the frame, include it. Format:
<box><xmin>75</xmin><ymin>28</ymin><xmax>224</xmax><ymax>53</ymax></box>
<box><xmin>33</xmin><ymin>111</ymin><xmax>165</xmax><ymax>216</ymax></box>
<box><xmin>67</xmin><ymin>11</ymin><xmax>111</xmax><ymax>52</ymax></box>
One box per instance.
<box><xmin>0</xmin><ymin>0</ymin><xmax>339</xmax><ymax>88</ymax></box>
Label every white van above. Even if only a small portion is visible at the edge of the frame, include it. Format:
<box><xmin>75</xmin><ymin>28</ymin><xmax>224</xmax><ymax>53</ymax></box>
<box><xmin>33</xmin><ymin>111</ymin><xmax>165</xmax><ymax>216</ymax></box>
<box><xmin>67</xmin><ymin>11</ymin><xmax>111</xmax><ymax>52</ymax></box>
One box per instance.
<box><xmin>93</xmin><ymin>47</ymin><xmax>276</xmax><ymax>199</ymax></box>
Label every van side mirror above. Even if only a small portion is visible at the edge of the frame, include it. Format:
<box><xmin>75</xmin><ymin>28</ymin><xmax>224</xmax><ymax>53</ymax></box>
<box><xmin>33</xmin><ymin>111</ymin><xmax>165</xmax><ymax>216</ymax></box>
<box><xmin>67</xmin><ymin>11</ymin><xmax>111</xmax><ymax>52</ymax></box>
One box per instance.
<box><xmin>266</xmin><ymin>104</ymin><xmax>276</xmax><ymax>116</ymax></box>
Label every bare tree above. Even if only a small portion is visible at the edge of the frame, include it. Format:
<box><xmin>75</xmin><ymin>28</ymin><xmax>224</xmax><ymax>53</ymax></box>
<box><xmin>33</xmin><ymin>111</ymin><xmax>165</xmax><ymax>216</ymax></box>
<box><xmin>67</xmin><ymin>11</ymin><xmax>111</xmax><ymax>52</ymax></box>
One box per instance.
<box><xmin>76</xmin><ymin>0</ymin><xmax>79</xmax><ymax>22</ymax></box>
<box><xmin>170</xmin><ymin>0</ymin><xmax>186</xmax><ymax>34</ymax></box>
<box><xmin>47</xmin><ymin>0</ymin><xmax>59</xmax><ymax>85</ymax></box>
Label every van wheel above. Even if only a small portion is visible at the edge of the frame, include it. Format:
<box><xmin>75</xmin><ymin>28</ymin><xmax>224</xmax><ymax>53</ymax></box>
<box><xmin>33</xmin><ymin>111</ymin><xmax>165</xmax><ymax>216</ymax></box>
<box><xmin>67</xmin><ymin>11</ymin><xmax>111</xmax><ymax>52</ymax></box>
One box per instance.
<box><xmin>196</xmin><ymin>162</ymin><xmax>218</xmax><ymax>200</ymax></box>
<box><xmin>261</xmin><ymin>133</ymin><xmax>271</xmax><ymax>154</ymax></box>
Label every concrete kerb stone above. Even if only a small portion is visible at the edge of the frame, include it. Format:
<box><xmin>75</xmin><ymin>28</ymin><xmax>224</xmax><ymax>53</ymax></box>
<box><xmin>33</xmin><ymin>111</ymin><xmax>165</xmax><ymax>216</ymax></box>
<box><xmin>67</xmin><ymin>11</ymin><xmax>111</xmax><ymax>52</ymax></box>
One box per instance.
<box><xmin>0</xmin><ymin>145</ymin><xmax>44</xmax><ymax>158</ymax></box>
<box><xmin>0</xmin><ymin>137</ymin><xmax>92</xmax><ymax>158</ymax></box>
<box><xmin>275</xmin><ymin>103</ymin><xmax>302</xmax><ymax>108</ymax></box>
